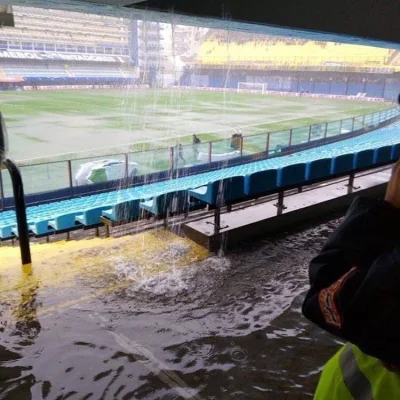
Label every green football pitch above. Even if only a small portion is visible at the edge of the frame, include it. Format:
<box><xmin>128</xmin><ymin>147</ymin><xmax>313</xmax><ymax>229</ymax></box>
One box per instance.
<box><xmin>0</xmin><ymin>89</ymin><xmax>389</xmax><ymax>162</ymax></box>
<box><xmin>0</xmin><ymin>89</ymin><xmax>391</xmax><ymax>196</ymax></box>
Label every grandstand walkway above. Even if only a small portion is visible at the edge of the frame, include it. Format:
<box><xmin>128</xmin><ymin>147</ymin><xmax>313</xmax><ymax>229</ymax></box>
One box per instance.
<box><xmin>1</xmin><ymin>122</ymin><xmax>400</xmax><ymax>239</ymax></box>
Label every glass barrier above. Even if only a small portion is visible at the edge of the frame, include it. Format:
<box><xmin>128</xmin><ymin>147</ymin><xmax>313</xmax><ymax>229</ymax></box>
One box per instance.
<box><xmin>291</xmin><ymin>126</ymin><xmax>310</xmax><ymax>146</ymax></box>
<box><xmin>353</xmin><ymin>116</ymin><xmax>364</xmax><ymax>130</ymax></box>
<box><xmin>341</xmin><ymin>118</ymin><xmax>353</xmax><ymax>134</ymax></box>
<box><xmin>0</xmin><ymin>106</ymin><xmax>397</xmax><ymax>202</ymax></box>
<box><xmin>20</xmin><ymin>161</ymin><xmax>70</xmax><ymax>195</ymax></box>
<box><xmin>71</xmin><ymin>154</ymin><xmax>126</xmax><ymax>187</ymax></box>
<box><xmin>363</xmin><ymin>114</ymin><xmax>374</xmax><ymax>129</ymax></box>
<box><xmin>1</xmin><ymin>168</ymin><xmax>12</xmax><ymax>200</ymax></box>
<box><xmin>243</xmin><ymin>133</ymin><xmax>269</xmax><ymax>155</ymax></box>
<box><xmin>309</xmin><ymin>123</ymin><xmax>326</xmax><ymax>141</ymax></box>
<box><xmin>268</xmin><ymin>130</ymin><xmax>290</xmax><ymax>154</ymax></box>
<box><xmin>129</xmin><ymin>148</ymin><xmax>171</xmax><ymax>175</ymax></box>
<box><xmin>326</xmin><ymin>121</ymin><xmax>341</xmax><ymax>137</ymax></box>
<box><xmin>180</xmin><ymin>141</ymin><xmax>211</xmax><ymax>167</ymax></box>
<box><xmin>209</xmin><ymin>138</ymin><xmax>242</xmax><ymax>164</ymax></box>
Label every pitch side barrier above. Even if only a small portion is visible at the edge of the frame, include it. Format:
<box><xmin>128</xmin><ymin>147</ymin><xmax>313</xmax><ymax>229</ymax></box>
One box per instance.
<box><xmin>1</xmin><ymin>106</ymin><xmax>399</xmax><ymax>210</ymax></box>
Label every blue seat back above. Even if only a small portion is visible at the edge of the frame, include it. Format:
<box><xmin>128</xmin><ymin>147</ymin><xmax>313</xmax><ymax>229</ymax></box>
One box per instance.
<box><xmin>305</xmin><ymin>158</ymin><xmax>332</xmax><ymax>181</ymax></box>
<box><xmin>331</xmin><ymin>153</ymin><xmax>355</xmax><ymax>174</ymax></box>
<box><xmin>54</xmin><ymin>213</ymin><xmax>76</xmax><ymax>230</ymax></box>
<box><xmin>277</xmin><ymin>163</ymin><xmax>306</xmax><ymax>187</ymax></box>
<box><xmin>353</xmin><ymin>149</ymin><xmax>374</xmax><ymax>169</ymax></box>
<box><xmin>373</xmin><ymin>145</ymin><xmax>392</xmax><ymax>165</ymax></box>
<box><xmin>168</xmin><ymin>190</ymin><xmax>190</xmax><ymax>214</ymax></box>
<box><xmin>244</xmin><ymin>169</ymin><xmax>278</xmax><ymax>196</ymax></box>
<box><xmin>82</xmin><ymin>206</ymin><xmax>109</xmax><ymax>225</ymax></box>
<box><xmin>216</xmin><ymin>176</ymin><xmax>245</xmax><ymax>204</ymax></box>
<box><xmin>391</xmin><ymin>143</ymin><xmax>400</xmax><ymax>161</ymax></box>
<box><xmin>114</xmin><ymin>200</ymin><xmax>140</xmax><ymax>221</ymax></box>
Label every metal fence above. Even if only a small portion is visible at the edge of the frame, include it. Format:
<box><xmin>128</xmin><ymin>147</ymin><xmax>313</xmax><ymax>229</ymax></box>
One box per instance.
<box><xmin>0</xmin><ymin>105</ymin><xmax>399</xmax><ymax>204</ymax></box>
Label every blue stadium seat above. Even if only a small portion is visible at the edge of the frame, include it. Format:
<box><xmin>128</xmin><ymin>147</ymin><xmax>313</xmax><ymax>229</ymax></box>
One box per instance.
<box><xmin>75</xmin><ymin>206</ymin><xmax>109</xmax><ymax>226</ymax></box>
<box><xmin>277</xmin><ymin>163</ymin><xmax>306</xmax><ymax>187</ymax></box>
<box><xmin>373</xmin><ymin>146</ymin><xmax>392</xmax><ymax>165</ymax></box>
<box><xmin>353</xmin><ymin>149</ymin><xmax>374</xmax><ymax>169</ymax></box>
<box><xmin>305</xmin><ymin>158</ymin><xmax>332</xmax><ymax>181</ymax></box>
<box><xmin>0</xmin><ymin>224</ymin><xmax>15</xmax><ymax>239</ymax></box>
<box><xmin>188</xmin><ymin>181</ymin><xmax>219</xmax><ymax>205</ymax></box>
<box><xmin>331</xmin><ymin>153</ymin><xmax>355</xmax><ymax>174</ymax></box>
<box><xmin>29</xmin><ymin>220</ymin><xmax>54</xmax><ymax>236</ymax></box>
<box><xmin>391</xmin><ymin>143</ymin><xmax>400</xmax><ymax>161</ymax></box>
<box><xmin>140</xmin><ymin>194</ymin><xmax>170</xmax><ymax>216</ymax></box>
<box><xmin>102</xmin><ymin>200</ymin><xmax>141</xmax><ymax>222</ymax></box>
<box><xmin>189</xmin><ymin>176</ymin><xmax>245</xmax><ymax>206</ymax></box>
<box><xmin>48</xmin><ymin>213</ymin><xmax>80</xmax><ymax>231</ymax></box>
<box><xmin>244</xmin><ymin>169</ymin><xmax>278</xmax><ymax>196</ymax></box>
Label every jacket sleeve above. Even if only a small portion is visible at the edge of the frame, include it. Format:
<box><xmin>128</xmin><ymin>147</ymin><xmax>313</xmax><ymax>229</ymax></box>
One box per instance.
<box><xmin>302</xmin><ymin>197</ymin><xmax>400</xmax><ymax>342</ymax></box>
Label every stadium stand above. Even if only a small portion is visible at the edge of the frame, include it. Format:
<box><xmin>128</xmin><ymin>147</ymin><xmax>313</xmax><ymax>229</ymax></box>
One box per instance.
<box><xmin>0</xmin><ymin>6</ymin><xmax>137</xmax><ymax>85</ymax></box>
<box><xmin>197</xmin><ymin>31</ymin><xmax>396</xmax><ymax>70</ymax></box>
<box><xmin>1</xmin><ymin>119</ymin><xmax>399</xmax><ymax>240</ymax></box>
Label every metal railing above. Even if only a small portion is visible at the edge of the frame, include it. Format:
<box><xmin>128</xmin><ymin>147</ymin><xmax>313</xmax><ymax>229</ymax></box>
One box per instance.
<box><xmin>0</xmin><ymin>105</ymin><xmax>399</xmax><ymax>207</ymax></box>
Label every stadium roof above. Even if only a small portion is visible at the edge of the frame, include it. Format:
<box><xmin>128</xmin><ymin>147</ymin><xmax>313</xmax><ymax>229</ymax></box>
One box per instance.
<box><xmin>2</xmin><ymin>0</ymin><xmax>399</xmax><ymax>49</ymax></box>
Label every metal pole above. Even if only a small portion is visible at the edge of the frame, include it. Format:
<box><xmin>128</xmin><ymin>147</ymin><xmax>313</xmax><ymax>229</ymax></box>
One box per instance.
<box><xmin>0</xmin><ymin>169</ymin><xmax>4</xmax><ymax>210</ymax></box>
<box><xmin>124</xmin><ymin>153</ymin><xmax>129</xmax><ymax>179</ymax></box>
<box><xmin>169</xmin><ymin>146</ymin><xmax>174</xmax><ymax>176</ymax></box>
<box><xmin>67</xmin><ymin>160</ymin><xmax>73</xmax><ymax>195</ymax></box>
<box><xmin>208</xmin><ymin>142</ymin><xmax>212</xmax><ymax>165</ymax></box>
<box><xmin>324</xmin><ymin>123</ymin><xmax>328</xmax><ymax>139</ymax></box>
<box><xmin>307</xmin><ymin>125</ymin><xmax>312</xmax><ymax>142</ymax></box>
<box><xmin>351</xmin><ymin>117</ymin><xmax>355</xmax><ymax>131</ymax></box>
<box><xmin>288</xmin><ymin>129</ymin><xmax>293</xmax><ymax>146</ymax></box>
<box><xmin>4</xmin><ymin>159</ymin><xmax>31</xmax><ymax>266</ymax></box>
<box><xmin>239</xmin><ymin>136</ymin><xmax>244</xmax><ymax>157</ymax></box>
<box><xmin>265</xmin><ymin>132</ymin><xmax>270</xmax><ymax>153</ymax></box>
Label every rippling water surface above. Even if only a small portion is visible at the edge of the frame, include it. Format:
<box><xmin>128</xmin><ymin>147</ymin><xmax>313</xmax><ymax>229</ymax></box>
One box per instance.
<box><xmin>0</xmin><ymin>219</ymin><xmax>344</xmax><ymax>399</ymax></box>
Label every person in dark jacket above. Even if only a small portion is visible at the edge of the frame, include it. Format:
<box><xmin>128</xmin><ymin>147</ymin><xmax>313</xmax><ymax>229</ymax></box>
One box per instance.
<box><xmin>302</xmin><ymin>161</ymin><xmax>400</xmax><ymax>399</ymax></box>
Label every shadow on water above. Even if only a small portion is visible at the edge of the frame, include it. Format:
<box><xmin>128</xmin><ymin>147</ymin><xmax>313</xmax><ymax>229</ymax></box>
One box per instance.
<box><xmin>0</xmin><ymin>218</ymin><xmax>344</xmax><ymax>399</ymax></box>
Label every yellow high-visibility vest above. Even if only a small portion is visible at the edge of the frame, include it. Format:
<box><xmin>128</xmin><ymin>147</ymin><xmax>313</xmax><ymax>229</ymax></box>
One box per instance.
<box><xmin>315</xmin><ymin>343</ymin><xmax>400</xmax><ymax>399</ymax></box>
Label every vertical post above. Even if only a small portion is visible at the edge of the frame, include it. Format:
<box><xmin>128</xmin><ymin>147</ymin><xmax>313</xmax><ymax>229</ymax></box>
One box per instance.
<box><xmin>265</xmin><ymin>132</ymin><xmax>270</xmax><ymax>154</ymax></box>
<box><xmin>214</xmin><ymin>207</ymin><xmax>221</xmax><ymax>235</ymax></box>
<box><xmin>324</xmin><ymin>123</ymin><xmax>328</xmax><ymax>139</ymax></box>
<box><xmin>347</xmin><ymin>172</ymin><xmax>355</xmax><ymax>194</ymax></box>
<box><xmin>67</xmin><ymin>160</ymin><xmax>73</xmax><ymax>194</ymax></box>
<box><xmin>239</xmin><ymin>136</ymin><xmax>243</xmax><ymax>157</ymax></box>
<box><xmin>339</xmin><ymin>119</ymin><xmax>343</xmax><ymax>135</ymax></box>
<box><xmin>276</xmin><ymin>191</ymin><xmax>285</xmax><ymax>216</ymax></box>
<box><xmin>169</xmin><ymin>146</ymin><xmax>174</xmax><ymax>176</ymax></box>
<box><xmin>288</xmin><ymin>129</ymin><xmax>293</xmax><ymax>146</ymax></box>
<box><xmin>351</xmin><ymin>117</ymin><xmax>355</xmax><ymax>131</ymax></box>
<box><xmin>307</xmin><ymin>125</ymin><xmax>312</xmax><ymax>142</ymax></box>
<box><xmin>124</xmin><ymin>153</ymin><xmax>129</xmax><ymax>179</ymax></box>
<box><xmin>0</xmin><ymin>169</ymin><xmax>4</xmax><ymax>210</ymax></box>
<box><xmin>4</xmin><ymin>159</ymin><xmax>31</xmax><ymax>267</ymax></box>
<box><xmin>362</xmin><ymin>114</ymin><xmax>366</xmax><ymax>128</ymax></box>
<box><xmin>208</xmin><ymin>142</ymin><xmax>212</xmax><ymax>165</ymax></box>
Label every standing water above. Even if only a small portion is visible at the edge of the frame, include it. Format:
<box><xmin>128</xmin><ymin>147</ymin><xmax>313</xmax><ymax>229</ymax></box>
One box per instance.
<box><xmin>0</xmin><ymin>220</ymin><xmax>343</xmax><ymax>399</ymax></box>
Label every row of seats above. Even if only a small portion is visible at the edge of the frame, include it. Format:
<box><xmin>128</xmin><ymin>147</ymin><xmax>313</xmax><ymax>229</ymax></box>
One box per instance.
<box><xmin>0</xmin><ymin>121</ymin><xmax>399</xmax><ymax>240</ymax></box>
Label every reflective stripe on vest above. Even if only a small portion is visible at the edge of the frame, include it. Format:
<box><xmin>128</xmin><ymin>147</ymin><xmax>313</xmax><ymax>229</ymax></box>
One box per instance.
<box><xmin>339</xmin><ymin>343</ymin><xmax>374</xmax><ymax>400</ymax></box>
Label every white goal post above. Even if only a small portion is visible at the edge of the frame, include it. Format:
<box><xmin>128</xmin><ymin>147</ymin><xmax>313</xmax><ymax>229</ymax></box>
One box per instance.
<box><xmin>237</xmin><ymin>82</ymin><xmax>268</xmax><ymax>94</ymax></box>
